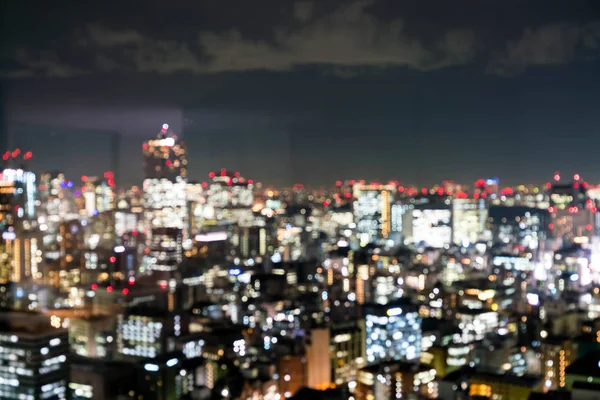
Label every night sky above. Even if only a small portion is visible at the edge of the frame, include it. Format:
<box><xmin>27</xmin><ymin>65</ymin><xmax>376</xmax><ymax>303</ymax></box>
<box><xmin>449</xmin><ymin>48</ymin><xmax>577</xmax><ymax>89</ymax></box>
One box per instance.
<box><xmin>1</xmin><ymin>1</ymin><xmax>600</xmax><ymax>188</ymax></box>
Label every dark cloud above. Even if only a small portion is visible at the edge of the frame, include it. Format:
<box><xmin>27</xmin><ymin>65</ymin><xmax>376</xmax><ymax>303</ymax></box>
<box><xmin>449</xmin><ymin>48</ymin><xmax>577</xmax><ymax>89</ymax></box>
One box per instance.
<box><xmin>0</xmin><ymin>1</ymin><xmax>599</xmax><ymax>79</ymax></box>
<box><xmin>487</xmin><ymin>22</ymin><xmax>600</xmax><ymax>76</ymax></box>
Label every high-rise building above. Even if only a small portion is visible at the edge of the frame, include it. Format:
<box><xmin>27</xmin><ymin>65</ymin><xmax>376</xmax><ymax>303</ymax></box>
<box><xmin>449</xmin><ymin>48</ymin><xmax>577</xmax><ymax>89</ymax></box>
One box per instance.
<box><xmin>352</xmin><ymin>183</ymin><xmax>395</xmax><ymax>243</ymax></box>
<box><xmin>541</xmin><ymin>336</ymin><xmax>577</xmax><ymax>391</ymax></box>
<box><xmin>142</xmin><ymin>124</ymin><xmax>188</xmax><ymax>277</ymax></box>
<box><xmin>408</xmin><ymin>203</ymin><xmax>452</xmax><ymax>249</ymax></box>
<box><xmin>0</xmin><ymin>312</ymin><xmax>70</xmax><ymax>400</ymax></box>
<box><xmin>452</xmin><ymin>198</ymin><xmax>487</xmax><ymax>246</ymax></box>
<box><xmin>365</xmin><ymin>300</ymin><xmax>422</xmax><ymax>364</ymax></box>
<box><xmin>0</xmin><ymin>167</ymin><xmax>43</xmax><ymax>285</ymax></box>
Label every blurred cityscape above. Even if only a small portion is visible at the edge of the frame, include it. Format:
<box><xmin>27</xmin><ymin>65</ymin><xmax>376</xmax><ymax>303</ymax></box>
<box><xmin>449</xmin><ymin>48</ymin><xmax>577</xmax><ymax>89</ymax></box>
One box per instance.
<box><xmin>1</xmin><ymin>124</ymin><xmax>600</xmax><ymax>400</ymax></box>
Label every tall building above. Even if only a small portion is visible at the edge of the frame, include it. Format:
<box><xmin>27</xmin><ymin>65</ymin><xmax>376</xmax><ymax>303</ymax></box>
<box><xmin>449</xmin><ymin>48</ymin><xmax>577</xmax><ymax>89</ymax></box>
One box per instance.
<box><xmin>365</xmin><ymin>300</ymin><xmax>422</xmax><ymax>364</ymax></box>
<box><xmin>204</xmin><ymin>169</ymin><xmax>254</xmax><ymax>225</ymax></box>
<box><xmin>407</xmin><ymin>201</ymin><xmax>452</xmax><ymax>249</ymax></box>
<box><xmin>0</xmin><ymin>167</ymin><xmax>42</xmax><ymax>285</ymax></box>
<box><xmin>452</xmin><ymin>198</ymin><xmax>487</xmax><ymax>246</ymax></box>
<box><xmin>142</xmin><ymin>124</ymin><xmax>188</xmax><ymax>276</ymax></box>
<box><xmin>352</xmin><ymin>183</ymin><xmax>395</xmax><ymax>243</ymax></box>
<box><xmin>549</xmin><ymin>175</ymin><xmax>596</xmax><ymax>242</ymax></box>
<box><xmin>0</xmin><ymin>312</ymin><xmax>70</xmax><ymax>400</ymax></box>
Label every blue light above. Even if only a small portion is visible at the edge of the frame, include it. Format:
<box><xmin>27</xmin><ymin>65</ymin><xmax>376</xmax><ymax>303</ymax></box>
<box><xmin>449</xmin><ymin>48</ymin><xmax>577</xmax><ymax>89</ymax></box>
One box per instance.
<box><xmin>60</xmin><ymin>182</ymin><xmax>67</xmax><ymax>189</ymax></box>
<box><xmin>67</xmin><ymin>181</ymin><xmax>74</xmax><ymax>188</ymax></box>
<box><xmin>166</xmin><ymin>358</ymin><xmax>178</xmax><ymax>367</ymax></box>
<box><xmin>93</xmin><ymin>209</ymin><xmax>99</xmax><ymax>216</ymax></box>
<box><xmin>229</xmin><ymin>268</ymin><xmax>242</xmax><ymax>277</ymax></box>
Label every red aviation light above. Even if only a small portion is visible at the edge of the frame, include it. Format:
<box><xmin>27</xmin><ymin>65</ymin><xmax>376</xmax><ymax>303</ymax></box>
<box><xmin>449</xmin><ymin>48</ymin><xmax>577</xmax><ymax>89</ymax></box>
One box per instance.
<box><xmin>81</xmin><ymin>175</ymin><xmax>87</xmax><ymax>182</ymax></box>
<box><xmin>421</xmin><ymin>188</ymin><xmax>428</xmax><ymax>195</ymax></box>
<box><xmin>220</xmin><ymin>169</ymin><xmax>227</xmax><ymax>177</ymax></box>
<box><xmin>554</xmin><ymin>173</ymin><xmax>560</xmax><ymax>181</ymax></box>
<box><xmin>545</xmin><ymin>182</ymin><xmax>552</xmax><ymax>189</ymax></box>
<box><xmin>398</xmin><ymin>186</ymin><xmax>405</xmax><ymax>193</ymax></box>
<box><xmin>209</xmin><ymin>172</ymin><xmax>216</xmax><ymax>178</ymax></box>
<box><xmin>23</xmin><ymin>151</ymin><xmax>32</xmax><ymax>160</ymax></box>
<box><xmin>2</xmin><ymin>152</ymin><xmax>9</xmax><ymax>161</ymax></box>
<box><xmin>574</xmin><ymin>174</ymin><xmax>581</xmax><ymax>181</ymax></box>
<box><xmin>436</xmin><ymin>188</ymin><xmax>444</xmax><ymax>196</ymax></box>
<box><xmin>248</xmin><ymin>179</ymin><xmax>254</xmax><ymax>185</ymax></box>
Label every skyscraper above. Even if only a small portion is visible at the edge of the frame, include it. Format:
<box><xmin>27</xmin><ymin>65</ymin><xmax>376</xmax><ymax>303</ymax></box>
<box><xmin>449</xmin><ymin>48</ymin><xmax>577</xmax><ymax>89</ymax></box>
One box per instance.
<box><xmin>142</xmin><ymin>124</ymin><xmax>188</xmax><ymax>276</ymax></box>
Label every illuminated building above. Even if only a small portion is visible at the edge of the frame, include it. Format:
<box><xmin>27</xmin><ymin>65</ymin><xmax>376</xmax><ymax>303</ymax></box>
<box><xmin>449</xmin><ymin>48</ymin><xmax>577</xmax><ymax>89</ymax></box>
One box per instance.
<box><xmin>468</xmin><ymin>372</ymin><xmax>542</xmax><ymax>400</ymax></box>
<box><xmin>408</xmin><ymin>203</ymin><xmax>452</xmax><ymax>249</ymax></box>
<box><xmin>117</xmin><ymin>308</ymin><xmax>177</xmax><ymax>359</ymax></box>
<box><xmin>143</xmin><ymin>179</ymin><xmax>188</xmax><ymax>236</ymax></box>
<box><xmin>352</xmin><ymin>183</ymin><xmax>395</xmax><ymax>243</ymax></box>
<box><xmin>232</xmin><ymin>225</ymin><xmax>270</xmax><ymax>259</ymax></box>
<box><xmin>143</xmin><ymin>228</ymin><xmax>182</xmax><ymax>273</ymax></box>
<box><xmin>143</xmin><ymin>124</ymin><xmax>187</xmax><ymax>181</ymax></box>
<box><xmin>69</xmin><ymin>315</ymin><xmax>115</xmax><ymax>358</ymax></box>
<box><xmin>549</xmin><ymin>175</ymin><xmax>597</xmax><ymax>242</ymax></box>
<box><xmin>0</xmin><ymin>312</ymin><xmax>69</xmax><ymax>400</ymax></box>
<box><xmin>541</xmin><ymin>336</ymin><xmax>577</xmax><ymax>390</ymax></box>
<box><xmin>365</xmin><ymin>301</ymin><xmax>421</xmax><ymax>364</ymax></box>
<box><xmin>202</xmin><ymin>169</ymin><xmax>254</xmax><ymax>226</ymax></box>
<box><xmin>143</xmin><ymin>124</ymin><xmax>188</xmax><ymax>277</ymax></box>
<box><xmin>457</xmin><ymin>309</ymin><xmax>499</xmax><ymax>344</ymax></box>
<box><xmin>0</xmin><ymin>167</ymin><xmax>43</xmax><ymax>285</ymax></box>
<box><xmin>452</xmin><ymin>198</ymin><xmax>486</xmax><ymax>246</ymax></box>
<box><xmin>0</xmin><ymin>168</ymin><xmax>37</xmax><ymax>227</ymax></box>
<box><xmin>330</xmin><ymin>320</ymin><xmax>366</xmax><ymax>385</ymax></box>
<box><xmin>302</xmin><ymin>328</ymin><xmax>332</xmax><ymax>390</ymax></box>
<box><xmin>488</xmin><ymin>206</ymin><xmax>549</xmax><ymax>248</ymax></box>
<box><xmin>446</xmin><ymin>344</ymin><xmax>469</xmax><ymax>372</ymax></box>
<box><xmin>357</xmin><ymin>361</ymin><xmax>437</xmax><ymax>400</ymax></box>
<box><xmin>80</xmin><ymin>174</ymin><xmax>116</xmax><ymax>216</ymax></box>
